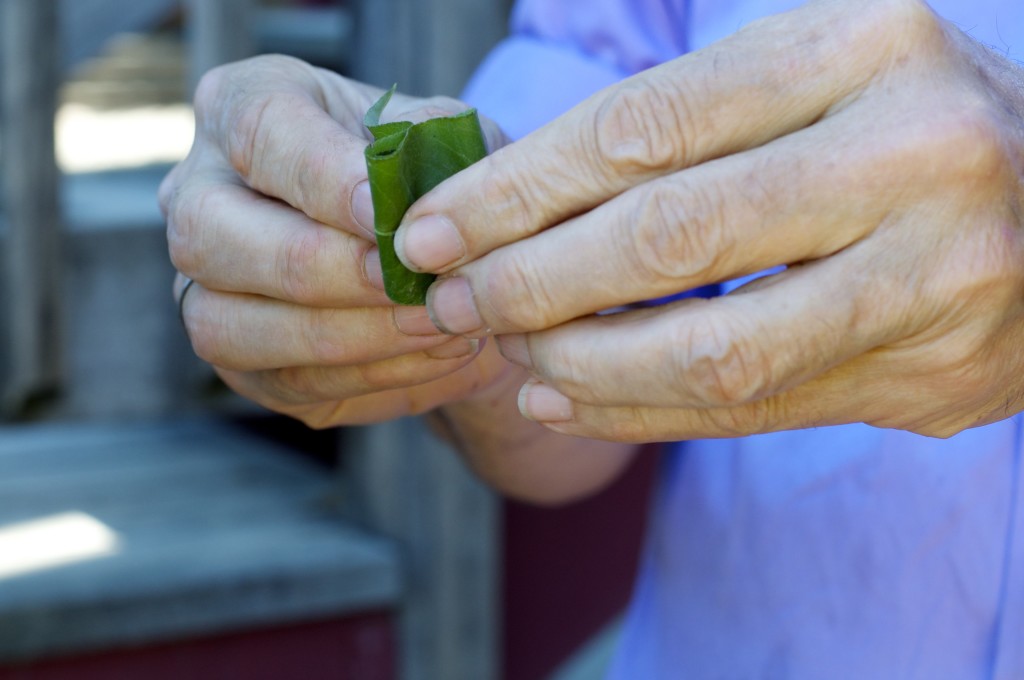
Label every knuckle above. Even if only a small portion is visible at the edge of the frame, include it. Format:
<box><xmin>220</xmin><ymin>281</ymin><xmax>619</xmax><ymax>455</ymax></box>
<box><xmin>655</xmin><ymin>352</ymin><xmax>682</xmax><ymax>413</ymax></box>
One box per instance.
<box><xmin>185</xmin><ymin>310</ymin><xmax>228</xmax><ymax>368</ymax></box>
<box><xmin>921</xmin><ymin>211</ymin><xmax>1024</xmax><ymax>314</ymax></box>
<box><xmin>352</xmin><ymin>360</ymin><xmax>404</xmax><ymax>394</ymax></box>
<box><xmin>191</xmin><ymin>64</ymin><xmax>230</xmax><ymax>119</ymax></box>
<box><xmin>275</xmin><ymin>366</ymin><xmax>332</xmax><ymax>403</ymax></box>
<box><xmin>226</xmin><ymin>90</ymin><xmax>278</xmax><ymax>181</ymax></box>
<box><xmin>474</xmin><ymin>155</ymin><xmax>543</xmax><ymax>241</ymax></box>
<box><xmin>911</xmin><ymin>421</ymin><xmax>963</xmax><ymax>439</ymax></box>
<box><xmin>541</xmin><ymin>347</ymin><xmax>593</xmax><ymax>402</ymax></box>
<box><xmin>166</xmin><ymin>183</ymin><xmax>219</xmax><ymax>276</ymax></box>
<box><xmin>630</xmin><ymin>181</ymin><xmax>730</xmax><ymax>284</ymax></box>
<box><xmin>892</xmin><ymin>402</ymin><xmax>975</xmax><ymax>438</ymax></box>
<box><xmin>291</xmin><ymin>137</ymin><xmax>340</xmax><ymax>216</ymax></box>
<box><xmin>604</xmin><ymin>409</ymin><xmax>658</xmax><ymax>443</ymax></box>
<box><xmin>927</xmin><ymin>107</ymin><xmax>1011</xmax><ymax>187</ymax></box>
<box><xmin>276</xmin><ymin>227</ymin><xmax>333</xmax><ymax>304</ymax></box>
<box><xmin>696</xmin><ymin>400</ymin><xmax>775</xmax><ymax>437</ymax></box>
<box><xmin>297</xmin><ymin>413</ymin><xmax>335</xmax><ymax>431</ymax></box>
<box><xmin>301</xmin><ymin>407</ymin><xmax>351</xmax><ymax>431</ymax></box>
<box><xmin>482</xmin><ymin>251</ymin><xmax>563</xmax><ymax>331</ymax></box>
<box><xmin>592</xmin><ymin>80</ymin><xmax>691</xmax><ymax>176</ymax></box>
<box><xmin>867</xmin><ymin>342</ymin><xmax>997</xmax><ymax>438</ymax></box>
<box><xmin>864</xmin><ymin>0</ymin><xmax>944</xmax><ymax>52</ymax></box>
<box><xmin>886</xmin><ymin>0</ymin><xmax>943</xmax><ymax>38</ymax></box>
<box><xmin>673</xmin><ymin>317</ymin><xmax>771</xmax><ymax>407</ymax></box>
<box><xmin>303</xmin><ymin>309</ymin><xmax>352</xmax><ymax>365</ymax></box>
<box><xmin>931</xmin><ymin>338</ymin><xmax>1000</xmax><ymax>407</ymax></box>
<box><xmin>197</xmin><ymin>54</ymin><xmax>320</xmax><ymax>183</ymax></box>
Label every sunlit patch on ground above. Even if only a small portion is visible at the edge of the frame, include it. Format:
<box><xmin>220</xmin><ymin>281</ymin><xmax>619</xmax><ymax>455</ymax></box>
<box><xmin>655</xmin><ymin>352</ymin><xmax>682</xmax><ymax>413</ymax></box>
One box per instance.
<box><xmin>0</xmin><ymin>511</ymin><xmax>121</xmax><ymax>580</ymax></box>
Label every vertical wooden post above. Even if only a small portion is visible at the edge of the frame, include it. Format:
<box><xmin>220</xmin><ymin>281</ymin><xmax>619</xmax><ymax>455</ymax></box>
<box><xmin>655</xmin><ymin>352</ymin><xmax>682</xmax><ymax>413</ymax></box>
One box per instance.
<box><xmin>344</xmin><ymin>418</ymin><xmax>501</xmax><ymax>680</ymax></box>
<box><xmin>185</xmin><ymin>0</ymin><xmax>256</xmax><ymax>95</ymax></box>
<box><xmin>423</xmin><ymin>0</ymin><xmax>510</xmax><ymax>96</ymax></box>
<box><xmin>350</xmin><ymin>0</ymin><xmax>509</xmax><ymax>97</ymax></box>
<box><xmin>348</xmin><ymin>0</ymin><xmax>417</xmax><ymax>94</ymax></box>
<box><xmin>1</xmin><ymin>0</ymin><xmax>62</xmax><ymax>415</ymax></box>
<box><xmin>344</xmin><ymin>3</ymin><xmax>509</xmax><ymax>676</ymax></box>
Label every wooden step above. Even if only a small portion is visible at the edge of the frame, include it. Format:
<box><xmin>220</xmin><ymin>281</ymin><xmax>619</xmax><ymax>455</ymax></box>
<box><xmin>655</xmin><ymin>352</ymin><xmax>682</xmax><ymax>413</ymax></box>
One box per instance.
<box><xmin>0</xmin><ymin>419</ymin><xmax>401</xmax><ymax>663</ymax></box>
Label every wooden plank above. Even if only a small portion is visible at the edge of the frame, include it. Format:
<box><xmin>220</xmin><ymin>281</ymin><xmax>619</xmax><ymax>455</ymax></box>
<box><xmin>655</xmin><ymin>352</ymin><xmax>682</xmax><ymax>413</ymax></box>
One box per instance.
<box><xmin>0</xmin><ymin>522</ymin><xmax>399</xmax><ymax>662</ymax></box>
<box><xmin>344</xmin><ymin>417</ymin><xmax>500</xmax><ymax>680</ymax></box>
<box><xmin>0</xmin><ymin>420</ymin><xmax>401</xmax><ymax>663</ymax></box>
<box><xmin>0</xmin><ymin>419</ymin><xmax>334</xmax><ymax>524</ymax></box>
<box><xmin>0</xmin><ymin>0</ymin><xmax>62</xmax><ymax>415</ymax></box>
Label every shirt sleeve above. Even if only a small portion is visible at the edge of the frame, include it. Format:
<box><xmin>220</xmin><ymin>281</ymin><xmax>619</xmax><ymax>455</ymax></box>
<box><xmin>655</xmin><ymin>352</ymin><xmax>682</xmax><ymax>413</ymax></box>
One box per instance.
<box><xmin>460</xmin><ymin>0</ymin><xmax>688</xmax><ymax>139</ymax></box>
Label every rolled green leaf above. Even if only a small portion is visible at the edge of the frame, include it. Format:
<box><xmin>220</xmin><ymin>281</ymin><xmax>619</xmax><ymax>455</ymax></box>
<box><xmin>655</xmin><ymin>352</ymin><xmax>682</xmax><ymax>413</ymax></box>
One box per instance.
<box><xmin>364</xmin><ymin>85</ymin><xmax>488</xmax><ymax>305</ymax></box>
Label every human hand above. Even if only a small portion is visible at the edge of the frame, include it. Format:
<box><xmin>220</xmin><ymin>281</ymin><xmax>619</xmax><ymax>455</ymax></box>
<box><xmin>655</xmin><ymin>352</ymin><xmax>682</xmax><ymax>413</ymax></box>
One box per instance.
<box><xmin>392</xmin><ymin>0</ymin><xmax>1024</xmax><ymax>440</ymax></box>
<box><xmin>161</xmin><ymin>55</ymin><xmax>511</xmax><ymax>428</ymax></box>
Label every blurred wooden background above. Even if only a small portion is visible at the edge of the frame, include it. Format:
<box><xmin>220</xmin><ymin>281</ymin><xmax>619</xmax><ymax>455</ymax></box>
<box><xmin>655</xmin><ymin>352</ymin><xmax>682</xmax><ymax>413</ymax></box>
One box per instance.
<box><xmin>0</xmin><ymin>4</ymin><xmax>648</xmax><ymax>680</ymax></box>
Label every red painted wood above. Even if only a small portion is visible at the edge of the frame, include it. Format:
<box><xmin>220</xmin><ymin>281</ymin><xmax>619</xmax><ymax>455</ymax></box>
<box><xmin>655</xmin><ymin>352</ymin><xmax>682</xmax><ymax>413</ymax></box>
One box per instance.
<box><xmin>0</xmin><ymin>611</ymin><xmax>395</xmax><ymax>680</ymax></box>
<box><xmin>502</xmin><ymin>445</ymin><xmax>661</xmax><ymax>680</ymax></box>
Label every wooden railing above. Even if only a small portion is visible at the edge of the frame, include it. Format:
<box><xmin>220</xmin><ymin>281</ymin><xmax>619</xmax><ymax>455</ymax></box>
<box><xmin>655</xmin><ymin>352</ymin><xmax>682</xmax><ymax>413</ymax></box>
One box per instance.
<box><xmin>0</xmin><ymin>2</ymin><xmax>510</xmax><ymax>678</ymax></box>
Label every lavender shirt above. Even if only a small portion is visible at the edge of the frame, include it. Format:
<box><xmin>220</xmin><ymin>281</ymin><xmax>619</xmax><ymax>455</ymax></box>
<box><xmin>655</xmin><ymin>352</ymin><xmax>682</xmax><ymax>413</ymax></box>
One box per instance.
<box><xmin>462</xmin><ymin>2</ymin><xmax>1024</xmax><ymax>677</ymax></box>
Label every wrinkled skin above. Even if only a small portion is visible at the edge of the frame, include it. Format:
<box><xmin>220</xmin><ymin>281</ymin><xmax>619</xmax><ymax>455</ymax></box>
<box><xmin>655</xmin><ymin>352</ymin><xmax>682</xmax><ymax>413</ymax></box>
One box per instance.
<box><xmin>395</xmin><ymin>0</ymin><xmax>1024</xmax><ymax>441</ymax></box>
<box><xmin>162</xmin><ymin>57</ymin><xmax>633</xmax><ymax>503</ymax></box>
<box><xmin>164</xmin><ymin>0</ymin><xmax>1024</xmax><ymax>502</ymax></box>
<box><xmin>162</xmin><ymin>57</ymin><xmax>514</xmax><ymax>427</ymax></box>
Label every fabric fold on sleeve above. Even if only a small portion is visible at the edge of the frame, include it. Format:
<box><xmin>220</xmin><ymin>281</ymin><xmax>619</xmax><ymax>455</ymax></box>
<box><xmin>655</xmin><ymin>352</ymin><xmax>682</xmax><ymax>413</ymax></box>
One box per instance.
<box><xmin>460</xmin><ymin>35</ymin><xmax>628</xmax><ymax>140</ymax></box>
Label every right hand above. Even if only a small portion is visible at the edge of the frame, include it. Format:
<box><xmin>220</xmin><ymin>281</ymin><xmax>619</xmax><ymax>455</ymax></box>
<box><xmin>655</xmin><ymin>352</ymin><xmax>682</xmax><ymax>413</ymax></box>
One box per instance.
<box><xmin>160</xmin><ymin>55</ymin><xmax>513</xmax><ymax>428</ymax></box>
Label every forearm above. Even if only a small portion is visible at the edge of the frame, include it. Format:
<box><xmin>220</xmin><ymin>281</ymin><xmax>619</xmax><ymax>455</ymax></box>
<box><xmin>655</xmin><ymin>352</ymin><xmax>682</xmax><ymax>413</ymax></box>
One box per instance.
<box><xmin>433</xmin><ymin>343</ymin><xmax>639</xmax><ymax>505</ymax></box>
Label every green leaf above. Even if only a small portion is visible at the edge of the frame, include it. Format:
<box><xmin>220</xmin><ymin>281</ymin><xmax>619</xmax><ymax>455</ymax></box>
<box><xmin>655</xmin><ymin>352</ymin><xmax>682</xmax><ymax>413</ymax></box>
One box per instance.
<box><xmin>364</xmin><ymin>85</ymin><xmax>488</xmax><ymax>305</ymax></box>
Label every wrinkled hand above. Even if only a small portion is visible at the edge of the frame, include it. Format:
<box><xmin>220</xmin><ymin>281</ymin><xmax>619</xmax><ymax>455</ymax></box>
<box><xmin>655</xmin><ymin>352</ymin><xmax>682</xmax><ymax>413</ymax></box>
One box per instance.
<box><xmin>161</xmin><ymin>55</ymin><xmax>511</xmax><ymax>428</ymax></box>
<box><xmin>394</xmin><ymin>0</ymin><xmax>1024</xmax><ymax>441</ymax></box>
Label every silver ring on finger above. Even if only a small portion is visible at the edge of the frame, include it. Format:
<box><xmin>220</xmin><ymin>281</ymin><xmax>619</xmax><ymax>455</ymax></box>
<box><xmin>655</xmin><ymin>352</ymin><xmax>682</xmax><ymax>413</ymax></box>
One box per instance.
<box><xmin>177</xmin><ymin>276</ymin><xmax>196</xmax><ymax>327</ymax></box>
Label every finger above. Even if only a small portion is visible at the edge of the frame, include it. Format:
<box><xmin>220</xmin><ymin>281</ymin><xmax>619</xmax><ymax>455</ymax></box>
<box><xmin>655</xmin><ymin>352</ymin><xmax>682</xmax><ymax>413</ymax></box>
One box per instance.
<box><xmin>394</xmin><ymin>0</ymin><xmax>913</xmax><ymax>273</ymax></box>
<box><xmin>496</xmin><ymin>238</ymin><xmax>928</xmax><ymax>410</ymax></box>
<box><xmin>181</xmin><ymin>282</ymin><xmax>451</xmax><ymax>371</ymax></box>
<box><xmin>513</xmin><ymin>369</ymin><xmax>857</xmax><ymax>443</ymax></box>
<box><xmin>515</xmin><ymin>334</ymin><xmax>1009</xmax><ymax>442</ymax></box>
<box><xmin>167</xmin><ymin>179</ymin><xmax>389</xmax><ymax>307</ymax></box>
<box><xmin>384</xmin><ymin>94</ymin><xmax>509</xmax><ymax>155</ymax></box>
<box><xmin>276</xmin><ymin>340</ymin><xmax>512</xmax><ymax>426</ymax></box>
<box><xmin>424</xmin><ymin>110</ymin><xmax>894</xmax><ymax>335</ymax></box>
<box><xmin>216</xmin><ymin>337</ymin><xmax>484</xmax><ymax>412</ymax></box>
<box><xmin>193</xmin><ymin>56</ymin><xmax>380</xmax><ymax>239</ymax></box>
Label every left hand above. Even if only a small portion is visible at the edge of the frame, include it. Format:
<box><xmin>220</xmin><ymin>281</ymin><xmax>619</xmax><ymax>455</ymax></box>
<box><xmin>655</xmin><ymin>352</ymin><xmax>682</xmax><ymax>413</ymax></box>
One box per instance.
<box><xmin>389</xmin><ymin>0</ymin><xmax>1024</xmax><ymax>441</ymax></box>
<box><xmin>161</xmin><ymin>56</ymin><xmax>513</xmax><ymax>429</ymax></box>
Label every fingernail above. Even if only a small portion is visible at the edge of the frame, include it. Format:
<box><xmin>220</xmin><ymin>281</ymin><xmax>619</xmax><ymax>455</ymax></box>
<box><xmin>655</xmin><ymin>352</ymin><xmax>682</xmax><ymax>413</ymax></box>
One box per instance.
<box><xmin>396</xmin><ymin>215</ymin><xmax>465</xmax><ymax>272</ymax></box>
<box><xmin>351</xmin><ymin>181</ymin><xmax>375</xmax><ymax>240</ymax></box>
<box><xmin>426</xmin><ymin>337</ymin><xmax>480</xmax><ymax>360</ymax></box>
<box><xmin>363</xmin><ymin>246</ymin><xmax>385</xmax><ymax>290</ymax></box>
<box><xmin>518</xmin><ymin>380</ymin><xmax>573</xmax><ymax>422</ymax></box>
<box><xmin>426</xmin><ymin>277</ymin><xmax>483</xmax><ymax>335</ymax></box>
<box><xmin>496</xmin><ymin>334</ymin><xmax>532</xmax><ymax>369</ymax></box>
<box><xmin>394</xmin><ymin>305</ymin><xmax>443</xmax><ymax>336</ymax></box>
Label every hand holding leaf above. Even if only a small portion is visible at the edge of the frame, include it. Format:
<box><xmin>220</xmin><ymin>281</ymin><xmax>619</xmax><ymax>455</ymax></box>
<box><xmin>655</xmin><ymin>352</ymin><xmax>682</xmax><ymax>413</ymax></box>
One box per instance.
<box><xmin>364</xmin><ymin>86</ymin><xmax>488</xmax><ymax>305</ymax></box>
